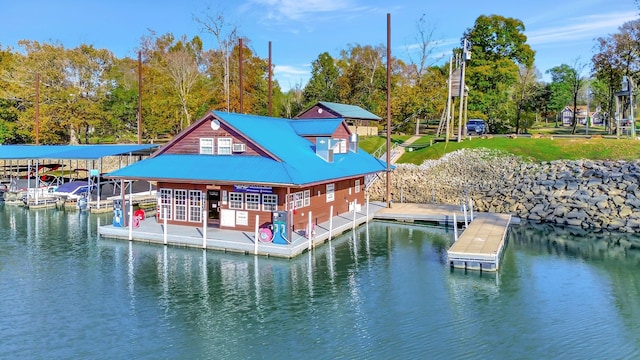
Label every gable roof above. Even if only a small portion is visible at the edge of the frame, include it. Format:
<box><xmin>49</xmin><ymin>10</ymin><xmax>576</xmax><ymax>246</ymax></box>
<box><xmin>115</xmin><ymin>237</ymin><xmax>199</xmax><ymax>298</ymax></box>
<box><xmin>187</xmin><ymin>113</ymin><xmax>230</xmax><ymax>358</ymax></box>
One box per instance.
<box><xmin>106</xmin><ymin>111</ymin><xmax>388</xmax><ymax>186</ymax></box>
<box><xmin>318</xmin><ymin>101</ymin><xmax>382</xmax><ymax>120</ymax></box>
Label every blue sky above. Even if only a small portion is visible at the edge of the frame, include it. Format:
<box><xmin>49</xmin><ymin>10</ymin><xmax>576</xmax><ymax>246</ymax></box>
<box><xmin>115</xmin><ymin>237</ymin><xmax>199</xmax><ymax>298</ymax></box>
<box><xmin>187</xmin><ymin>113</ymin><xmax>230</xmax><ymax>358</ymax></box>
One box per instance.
<box><xmin>1</xmin><ymin>0</ymin><xmax>638</xmax><ymax>91</ymax></box>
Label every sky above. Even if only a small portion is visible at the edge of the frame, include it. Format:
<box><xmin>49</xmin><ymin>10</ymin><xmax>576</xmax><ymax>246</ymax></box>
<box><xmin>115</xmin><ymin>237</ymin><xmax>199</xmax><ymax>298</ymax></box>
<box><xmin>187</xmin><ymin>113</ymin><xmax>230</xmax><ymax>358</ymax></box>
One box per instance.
<box><xmin>1</xmin><ymin>0</ymin><xmax>638</xmax><ymax>91</ymax></box>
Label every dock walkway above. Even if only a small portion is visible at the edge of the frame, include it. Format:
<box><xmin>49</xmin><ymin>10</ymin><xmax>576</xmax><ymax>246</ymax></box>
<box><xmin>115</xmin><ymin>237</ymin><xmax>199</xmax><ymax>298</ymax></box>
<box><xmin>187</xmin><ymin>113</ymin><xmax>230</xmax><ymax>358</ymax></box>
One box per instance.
<box><xmin>98</xmin><ymin>201</ymin><xmax>512</xmax><ymax>266</ymax></box>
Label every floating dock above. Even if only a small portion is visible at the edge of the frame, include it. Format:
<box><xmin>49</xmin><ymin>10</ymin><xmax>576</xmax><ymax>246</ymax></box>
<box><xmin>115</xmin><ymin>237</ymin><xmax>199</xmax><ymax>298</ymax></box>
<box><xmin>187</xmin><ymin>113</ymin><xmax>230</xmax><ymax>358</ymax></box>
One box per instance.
<box><xmin>373</xmin><ymin>202</ymin><xmax>512</xmax><ymax>271</ymax></box>
<box><xmin>447</xmin><ymin>212</ymin><xmax>512</xmax><ymax>272</ymax></box>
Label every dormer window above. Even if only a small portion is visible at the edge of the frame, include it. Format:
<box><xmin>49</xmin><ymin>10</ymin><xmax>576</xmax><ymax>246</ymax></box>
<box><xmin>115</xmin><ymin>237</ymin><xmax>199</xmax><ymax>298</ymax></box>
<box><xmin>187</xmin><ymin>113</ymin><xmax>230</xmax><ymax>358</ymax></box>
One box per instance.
<box><xmin>333</xmin><ymin>139</ymin><xmax>347</xmax><ymax>154</ymax></box>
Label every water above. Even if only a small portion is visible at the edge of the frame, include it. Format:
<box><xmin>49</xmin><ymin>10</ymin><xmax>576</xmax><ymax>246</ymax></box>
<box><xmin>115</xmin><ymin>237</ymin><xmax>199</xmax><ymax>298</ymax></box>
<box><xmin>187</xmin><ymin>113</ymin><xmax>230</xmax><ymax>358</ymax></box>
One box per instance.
<box><xmin>1</xmin><ymin>204</ymin><xmax>640</xmax><ymax>359</ymax></box>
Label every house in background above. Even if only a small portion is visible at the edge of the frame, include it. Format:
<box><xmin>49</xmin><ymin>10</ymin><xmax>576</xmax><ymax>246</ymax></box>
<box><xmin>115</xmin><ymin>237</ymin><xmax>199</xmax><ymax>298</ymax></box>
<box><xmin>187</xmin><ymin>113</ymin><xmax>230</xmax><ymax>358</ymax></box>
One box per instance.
<box><xmin>105</xmin><ymin>111</ymin><xmax>388</xmax><ymax>239</ymax></box>
<box><xmin>561</xmin><ymin>105</ymin><xmax>603</xmax><ymax>126</ymax></box>
<box><xmin>296</xmin><ymin>101</ymin><xmax>382</xmax><ymax>136</ymax></box>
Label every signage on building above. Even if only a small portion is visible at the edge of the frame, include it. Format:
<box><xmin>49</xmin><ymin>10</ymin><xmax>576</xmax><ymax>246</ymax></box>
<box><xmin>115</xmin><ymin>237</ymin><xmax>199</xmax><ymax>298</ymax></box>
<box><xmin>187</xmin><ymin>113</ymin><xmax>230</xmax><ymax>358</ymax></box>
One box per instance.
<box><xmin>233</xmin><ymin>185</ymin><xmax>273</xmax><ymax>194</ymax></box>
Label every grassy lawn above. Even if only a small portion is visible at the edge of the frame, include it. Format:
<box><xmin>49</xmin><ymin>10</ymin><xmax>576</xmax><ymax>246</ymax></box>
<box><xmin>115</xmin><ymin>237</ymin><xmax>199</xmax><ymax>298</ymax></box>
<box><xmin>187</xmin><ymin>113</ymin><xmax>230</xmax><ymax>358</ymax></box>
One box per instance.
<box><xmin>359</xmin><ymin>135</ymin><xmax>412</xmax><ymax>154</ymax></box>
<box><xmin>406</xmin><ymin>137</ymin><xmax>640</xmax><ymax>163</ymax></box>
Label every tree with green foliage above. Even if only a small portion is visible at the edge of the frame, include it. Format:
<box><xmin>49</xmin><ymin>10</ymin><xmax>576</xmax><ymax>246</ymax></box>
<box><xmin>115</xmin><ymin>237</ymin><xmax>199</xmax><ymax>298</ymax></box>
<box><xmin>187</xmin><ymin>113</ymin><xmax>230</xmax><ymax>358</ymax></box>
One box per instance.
<box><xmin>592</xmin><ymin>18</ymin><xmax>640</xmax><ymax>133</ymax></box>
<box><xmin>463</xmin><ymin>15</ymin><xmax>535</xmax><ymax>133</ymax></box>
<box><xmin>302</xmin><ymin>52</ymin><xmax>339</xmax><ymax>108</ymax></box>
<box><xmin>547</xmin><ymin>61</ymin><xmax>587</xmax><ymax>134</ymax></box>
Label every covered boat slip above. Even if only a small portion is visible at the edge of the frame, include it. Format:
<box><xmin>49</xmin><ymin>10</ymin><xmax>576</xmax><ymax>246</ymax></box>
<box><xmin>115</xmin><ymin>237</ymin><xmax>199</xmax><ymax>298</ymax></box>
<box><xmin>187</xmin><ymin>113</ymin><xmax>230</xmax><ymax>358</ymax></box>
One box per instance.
<box><xmin>0</xmin><ymin>144</ymin><xmax>158</xmax><ymax>208</ymax></box>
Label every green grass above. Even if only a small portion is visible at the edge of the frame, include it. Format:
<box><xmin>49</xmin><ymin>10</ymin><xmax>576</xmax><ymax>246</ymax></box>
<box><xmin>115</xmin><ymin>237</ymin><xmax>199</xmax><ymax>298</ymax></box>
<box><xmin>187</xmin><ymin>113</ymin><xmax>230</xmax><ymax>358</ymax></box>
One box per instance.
<box><xmin>358</xmin><ymin>135</ymin><xmax>412</xmax><ymax>154</ymax></box>
<box><xmin>398</xmin><ymin>136</ymin><xmax>640</xmax><ymax>164</ymax></box>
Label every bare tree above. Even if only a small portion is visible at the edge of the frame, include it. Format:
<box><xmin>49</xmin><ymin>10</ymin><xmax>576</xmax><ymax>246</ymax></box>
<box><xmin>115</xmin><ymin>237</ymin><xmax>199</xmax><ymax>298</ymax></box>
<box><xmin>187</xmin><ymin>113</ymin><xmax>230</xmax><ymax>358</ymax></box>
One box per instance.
<box><xmin>407</xmin><ymin>14</ymin><xmax>443</xmax><ymax>85</ymax></box>
<box><xmin>162</xmin><ymin>42</ymin><xmax>201</xmax><ymax>130</ymax></box>
<box><xmin>195</xmin><ymin>11</ymin><xmax>238</xmax><ymax>112</ymax></box>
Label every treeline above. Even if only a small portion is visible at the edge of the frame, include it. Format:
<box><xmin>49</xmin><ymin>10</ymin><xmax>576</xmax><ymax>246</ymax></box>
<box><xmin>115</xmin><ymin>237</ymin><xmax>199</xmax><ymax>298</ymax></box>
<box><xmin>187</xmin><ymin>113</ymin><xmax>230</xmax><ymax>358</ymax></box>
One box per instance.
<box><xmin>0</xmin><ymin>13</ymin><xmax>638</xmax><ymax>144</ymax></box>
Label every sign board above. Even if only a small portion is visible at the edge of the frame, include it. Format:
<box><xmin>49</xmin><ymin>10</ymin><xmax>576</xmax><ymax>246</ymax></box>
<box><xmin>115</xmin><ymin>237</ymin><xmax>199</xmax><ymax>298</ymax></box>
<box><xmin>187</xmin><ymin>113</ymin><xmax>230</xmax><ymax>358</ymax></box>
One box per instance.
<box><xmin>220</xmin><ymin>209</ymin><xmax>235</xmax><ymax>227</ymax></box>
<box><xmin>233</xmin><ymin>185</ymin><xmax>273</xmax><ymax>194</ymax></box>
<box><xmin>236</xmin><ymin>211</ymin><xmax>248</xmax><ymax>226</ymax></box>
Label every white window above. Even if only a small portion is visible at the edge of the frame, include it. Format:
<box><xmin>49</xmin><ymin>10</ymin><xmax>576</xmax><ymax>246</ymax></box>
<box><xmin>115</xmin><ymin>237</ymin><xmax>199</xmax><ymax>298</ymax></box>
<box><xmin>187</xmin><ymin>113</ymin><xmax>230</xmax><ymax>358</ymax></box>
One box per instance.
<box><xmin>159</xmin><ymin>188</ymin><xmax>173</xmax><ymax>220</ymax></box>
<box><xmin>337</xmin><ymin>139</ymin><xmax>347</xmax><ymax>153</ymax></box>
<box><xmin>295</xmin><ymin>191</ymin><xmax>303</xmax><ymax>209</ymax></box>
<box><xmin>355</xmin><ymin>179</ymin><xmax>361</xmax><ymax>193</ymax></box>
<box><xmin>200</xmin><ymin>138</ymin><xmax>214</xmax><ymax>154</ymax></box>
<box><xmin>218</xmin><ymin>138</ymin><xmax>232</xmax><ymax>155</ymax></box>
<box><xmin>245</xmin><ymin>193</ymin><xmax>260</xmax><ymax>211</ymax></box>
<box><xmin>262</xmin><ymin>194</ymin><xmax>277</xmax><ymax>211</ymax></box>
<box><xmin>303</xmin><ymin>190</ymin><xmax>310</xmax><ymax>207</ymax></box>
<box><xmin>229</xmin><ymin>192</ymin><xmax>243</xmax><ymax>209</ymax></box>
<box><xmin>189</xmin><ymin>190</ymin><xmax>202</xmax><ymax>222</ymax></box>
<box><xmin>174</xmin><ymin>189</ymin><xmax>187</xmax><ymax>221</ymax></box>
<box><xmin>326</xmin><ymin>183</ymin><xmax>335</xmax><ymax>202</ymax></box>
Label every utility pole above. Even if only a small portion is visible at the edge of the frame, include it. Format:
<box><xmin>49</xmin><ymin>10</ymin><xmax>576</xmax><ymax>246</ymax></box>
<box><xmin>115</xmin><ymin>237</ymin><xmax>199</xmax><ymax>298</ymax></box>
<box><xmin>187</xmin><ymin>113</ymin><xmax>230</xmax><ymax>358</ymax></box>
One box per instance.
<box><xmin>386</xmin><ymin>13</ymin><xmax>392</xmax><ymax>208</ymax></box>
<box><xmin>457</xmin><ymin>39</ymin><xmax>469</xmax><ymax>142</ymax></box>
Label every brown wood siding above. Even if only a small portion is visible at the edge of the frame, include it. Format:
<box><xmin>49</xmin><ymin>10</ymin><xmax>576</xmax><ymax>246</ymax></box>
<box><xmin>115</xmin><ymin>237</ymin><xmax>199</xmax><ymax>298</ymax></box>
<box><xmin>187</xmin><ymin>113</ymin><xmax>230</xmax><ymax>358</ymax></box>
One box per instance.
<box><xmin>161</xmin><ymin>120</ymin><xmax>270</xmax><ymax>157</ymax></box>
<box><xmin>296</xmin><ymin>104</ymin><xmax>340</xmax><ymax>119</ymax></box>
<box><xmin>156</xmin><ymin>178</ymin><xmax>365</xmax><ymax>233</ymax></box>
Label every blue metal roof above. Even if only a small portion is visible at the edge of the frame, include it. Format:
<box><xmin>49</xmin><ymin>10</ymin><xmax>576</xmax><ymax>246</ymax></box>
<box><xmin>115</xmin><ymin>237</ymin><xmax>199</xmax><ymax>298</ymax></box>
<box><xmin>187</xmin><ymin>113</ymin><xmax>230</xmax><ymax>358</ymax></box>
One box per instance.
<box><xmin>0</xmin><ymin>144</ymin><xmax>158</xmax><ymax>160</ymax></box>
<box><xmin>106</xmin><ymin>112</ymin><xmax>389</xmax><ymax>186</ymax></box>
<box><xmin>289</xmin><ymin>118</ymin><xmax>343</xmax><ymax>136</ymax></box>
<box><xmin>319</xmin><ymin>101</ymin><xmax>382</xmax><ymax>120</ymax></box>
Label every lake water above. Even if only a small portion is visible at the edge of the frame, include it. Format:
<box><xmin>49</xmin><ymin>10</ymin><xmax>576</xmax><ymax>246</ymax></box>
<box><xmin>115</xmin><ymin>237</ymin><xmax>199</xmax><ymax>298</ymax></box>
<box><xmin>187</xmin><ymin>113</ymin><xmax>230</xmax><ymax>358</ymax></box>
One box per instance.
<box><xmin>1</xmin><ymin>203</ymin><xmax>639</xmax><ymax>359</ymax></box>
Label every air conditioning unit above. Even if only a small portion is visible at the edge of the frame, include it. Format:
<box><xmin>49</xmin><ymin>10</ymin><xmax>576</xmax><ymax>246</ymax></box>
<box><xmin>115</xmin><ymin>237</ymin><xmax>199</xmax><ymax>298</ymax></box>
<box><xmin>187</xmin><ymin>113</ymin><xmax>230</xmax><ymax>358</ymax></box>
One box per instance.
<box><xmin>232</xmin><ymin>143</ymin><xmax>246</xmax><ymax>152</ymax></box>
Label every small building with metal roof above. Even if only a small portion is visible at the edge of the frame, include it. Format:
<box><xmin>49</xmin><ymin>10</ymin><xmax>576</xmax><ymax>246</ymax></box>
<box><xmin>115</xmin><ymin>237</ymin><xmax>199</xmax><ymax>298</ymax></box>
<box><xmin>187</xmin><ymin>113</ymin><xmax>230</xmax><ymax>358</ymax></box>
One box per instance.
<box><xmin>296</xmin><ymin>101</ymin><xmax>382</xmax><ymax>136</ymax></box>
<box><xmin>106</xmin><ymin>111</ymin><xmax>389</xmax><ymax>238</ymax></box>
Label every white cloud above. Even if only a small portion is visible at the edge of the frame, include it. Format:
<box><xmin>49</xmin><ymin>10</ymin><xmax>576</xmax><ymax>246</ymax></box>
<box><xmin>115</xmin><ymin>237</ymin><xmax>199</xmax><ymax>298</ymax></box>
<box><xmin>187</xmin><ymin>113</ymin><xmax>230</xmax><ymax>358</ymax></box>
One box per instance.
<box><xmin>526</xmin><ymin>11</ymin><xmax>638</xmax><ymax>45</ymax></box>
<box><xmin>274</xmin><ymin>64</ymin><xmax>311</xmax><ymax>91</ymax></box>
<box><xmin>249</xmin><ymin>0</ymin><xmax>357</xmax><ymax>20</ymax></box>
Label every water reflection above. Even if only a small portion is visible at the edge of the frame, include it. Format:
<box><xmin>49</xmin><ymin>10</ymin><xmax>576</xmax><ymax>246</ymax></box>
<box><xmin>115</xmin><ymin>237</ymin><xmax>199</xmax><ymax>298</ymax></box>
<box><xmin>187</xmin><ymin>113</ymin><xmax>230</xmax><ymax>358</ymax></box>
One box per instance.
<box><xmin>2</xmin><ymin>204</ymin><xmax>640</xmax><ymax>359</ymax></box>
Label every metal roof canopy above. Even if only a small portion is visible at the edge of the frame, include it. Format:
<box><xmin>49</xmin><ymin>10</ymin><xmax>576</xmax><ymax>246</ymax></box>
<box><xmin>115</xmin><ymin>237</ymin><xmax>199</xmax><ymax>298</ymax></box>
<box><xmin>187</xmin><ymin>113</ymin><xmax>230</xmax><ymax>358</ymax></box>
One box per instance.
<box><xmin>0</xmin><ymin>144</ymin><xmax>158</xmax><ymax>160</ymax></box>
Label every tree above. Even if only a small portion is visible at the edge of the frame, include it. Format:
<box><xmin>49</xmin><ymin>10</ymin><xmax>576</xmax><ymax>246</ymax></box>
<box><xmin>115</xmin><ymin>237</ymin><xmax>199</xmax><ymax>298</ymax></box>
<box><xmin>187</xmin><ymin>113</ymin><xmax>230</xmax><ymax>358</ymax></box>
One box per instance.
<box><xmin>547</xmin><ymin>61</ymin><xmax>587</xmax><ymax>134</ymax></box>
<box><xmin>463</xmin><ymin>15</ymin><xmax>535</xmax><ymax>133</ymax></box>
<box><xmin>592</xmin><ymin>19</ymin><xmax>640</xmax><ymax>133</ymax></box>
<box><xmin>512</xmin><ymin>65</ymin><xmax>541</xmax><ymax>134</ymax></box>
<box><xmin>196</xmin><ymin>11</ymin><xmax>238</xmax><ymax>113</ymax></box>
<box><xmin>302</xmin><ymin>52</ymin><xmax>339</xmax><ymax>107</ymax></box>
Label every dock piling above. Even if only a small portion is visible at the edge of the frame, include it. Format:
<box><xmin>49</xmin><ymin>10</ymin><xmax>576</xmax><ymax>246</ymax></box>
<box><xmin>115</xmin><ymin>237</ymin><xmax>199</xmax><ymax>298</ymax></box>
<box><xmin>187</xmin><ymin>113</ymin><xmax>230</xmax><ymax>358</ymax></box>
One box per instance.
<box><xmin>254</xmin><ymin>215</ymin><xmax>259</xmax><ymax>255</ymax></box>
<box><xmin>328</xmin><ymin>206</ymin><xmax>333</xmax><ymax>241</ymax></box>
<box><xmin>453</xmin><ymin>213</ymin><xmax>458</xmax><ymax>241</ymax></box>
<box><xmin>163</xmin><ymin>208</ymin><xmax>168</xmax><ymax>245</ymax></box>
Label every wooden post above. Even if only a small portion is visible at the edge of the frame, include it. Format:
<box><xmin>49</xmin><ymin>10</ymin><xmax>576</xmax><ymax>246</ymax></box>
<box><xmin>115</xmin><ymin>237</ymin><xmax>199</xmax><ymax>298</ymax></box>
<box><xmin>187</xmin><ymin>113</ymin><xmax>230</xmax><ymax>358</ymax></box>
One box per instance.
<box><xmin>385</xmin><ymin>13</ymin><xmax>392</xmax><ymax>208</ymax></box>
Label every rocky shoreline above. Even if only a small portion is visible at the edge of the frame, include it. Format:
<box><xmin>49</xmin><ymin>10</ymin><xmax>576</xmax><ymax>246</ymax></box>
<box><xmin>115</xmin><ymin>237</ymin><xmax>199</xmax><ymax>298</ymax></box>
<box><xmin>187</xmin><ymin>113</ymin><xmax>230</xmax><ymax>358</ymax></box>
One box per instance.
<box><xmin>367</xmin><ymin>149</ymin><xmax>640</xmax><ymax>233</ymax></box>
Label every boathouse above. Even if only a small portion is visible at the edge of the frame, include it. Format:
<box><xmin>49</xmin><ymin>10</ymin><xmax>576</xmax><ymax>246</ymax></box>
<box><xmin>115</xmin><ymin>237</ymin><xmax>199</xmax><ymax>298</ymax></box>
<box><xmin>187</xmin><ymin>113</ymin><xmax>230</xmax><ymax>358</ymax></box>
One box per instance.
<box><xmin>105</xmin><ymin>111</ymin><xmax>388</xmax><ymax>237</ymax></box>
<box><xmin>296</xmin><ymin>101</ymin><xmax>382</xmax><ymax>136</ymax></box>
